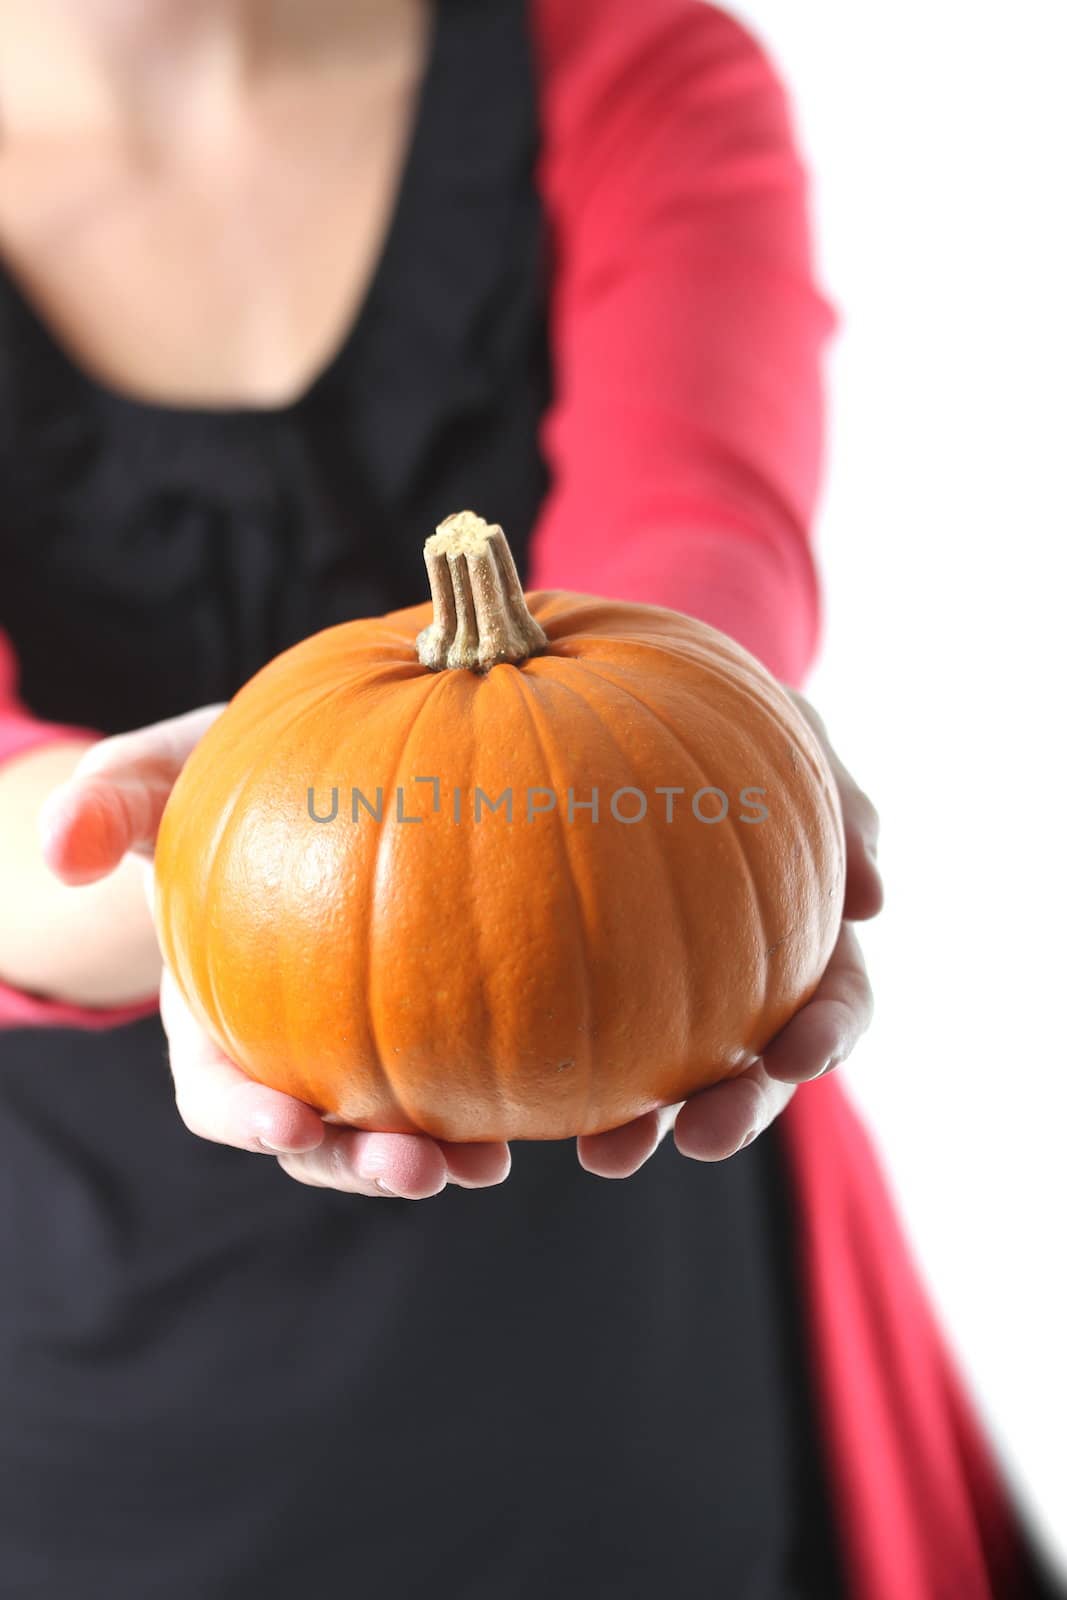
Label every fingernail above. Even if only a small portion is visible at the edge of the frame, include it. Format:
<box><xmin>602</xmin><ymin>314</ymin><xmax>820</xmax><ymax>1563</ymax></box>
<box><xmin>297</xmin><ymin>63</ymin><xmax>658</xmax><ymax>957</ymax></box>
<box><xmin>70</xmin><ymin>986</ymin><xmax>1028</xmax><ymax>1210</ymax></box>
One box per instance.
<box><xmin>374</xmin><ymin>1177</ymin><xmax>397</xmax><ymax>1196</ymax></box>
<box><xmin>255</xmin><ymin>1135</ymin><xmax>294</xmax><ymax>1154</ymax></box>
<box><xmin>738</xmin><ymin>1122</ymin><xmax>761</xmax><ymax>1152</ymax></box>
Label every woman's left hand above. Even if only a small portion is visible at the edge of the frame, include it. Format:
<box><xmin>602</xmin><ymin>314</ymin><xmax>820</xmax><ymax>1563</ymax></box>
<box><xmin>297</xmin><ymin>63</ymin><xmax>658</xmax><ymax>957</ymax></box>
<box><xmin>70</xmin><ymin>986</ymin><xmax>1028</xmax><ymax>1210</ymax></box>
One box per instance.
<box><xmin>576</xmin><ymin>691</ymin><xmax>883</xmax><ymax>1179</ymax></box>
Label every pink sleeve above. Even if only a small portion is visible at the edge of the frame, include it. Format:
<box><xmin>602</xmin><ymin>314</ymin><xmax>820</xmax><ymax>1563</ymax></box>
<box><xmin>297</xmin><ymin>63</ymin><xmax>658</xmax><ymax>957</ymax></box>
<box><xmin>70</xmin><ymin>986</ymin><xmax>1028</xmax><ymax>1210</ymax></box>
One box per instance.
<box><xmin>0</xmin><ymin>630</ymin><xmax>159</xmax><ymax>1030</ymax></box>
<box><xmin>528</xmin><ymin>0</ymin><xmax>837</xmax><ymax>686</ymax></box>
<box><xmin>0</xmin><ymin>630</ymin><xmax>94</xmax><ymax>767</ymax></box>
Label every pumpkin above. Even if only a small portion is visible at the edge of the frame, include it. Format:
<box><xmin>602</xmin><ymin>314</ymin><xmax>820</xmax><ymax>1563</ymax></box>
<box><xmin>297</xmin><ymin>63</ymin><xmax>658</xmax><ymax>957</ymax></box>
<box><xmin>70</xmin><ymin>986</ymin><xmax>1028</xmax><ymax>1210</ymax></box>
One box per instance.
<box><xmin>154</xmin><ymin>512</ymin><xmax>845</xmax><ymax>1142</ymax></box>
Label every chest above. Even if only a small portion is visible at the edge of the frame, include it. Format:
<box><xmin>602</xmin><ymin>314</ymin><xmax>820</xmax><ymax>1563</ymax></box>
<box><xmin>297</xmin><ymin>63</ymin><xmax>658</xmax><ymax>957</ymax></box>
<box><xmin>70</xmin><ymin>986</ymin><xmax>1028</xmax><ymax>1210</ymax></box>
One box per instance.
<box><xmin>0</xmin><ymin>52</ymin><xmax>421</xmax><ymax>410</ymax></box>
<box><xmin>0</xmin><ymin>0</ymin><xmax>550</xmax><ymax>734</ymax></box>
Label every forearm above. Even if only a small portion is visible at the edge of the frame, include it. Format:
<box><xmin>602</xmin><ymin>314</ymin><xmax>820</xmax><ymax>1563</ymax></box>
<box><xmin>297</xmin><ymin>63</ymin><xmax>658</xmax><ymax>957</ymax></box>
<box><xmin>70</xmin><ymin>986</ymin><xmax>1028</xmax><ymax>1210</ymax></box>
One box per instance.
<box><xmin>530</xmin><ymin>1</ymin><xmax>833</xmax><ymax>689</ymax></box>
<box><xmin>0</xmin><ymin>741</ymin><xmax>162</xmax><ymax>1007</ymax></box>
<box><xmin>532</xmin><ymin>517</ymin><xmax>820</xmax><ymax>688</ymax></box>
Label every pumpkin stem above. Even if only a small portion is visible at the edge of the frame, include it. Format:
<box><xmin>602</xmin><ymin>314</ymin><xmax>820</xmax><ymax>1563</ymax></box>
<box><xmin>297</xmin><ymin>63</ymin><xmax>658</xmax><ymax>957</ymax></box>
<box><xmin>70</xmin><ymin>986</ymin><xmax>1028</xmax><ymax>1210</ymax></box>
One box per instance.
<box><xmin>416</xmin><ymin>511</ymin><xmax>548</xmax><ymax>672</ymax></box>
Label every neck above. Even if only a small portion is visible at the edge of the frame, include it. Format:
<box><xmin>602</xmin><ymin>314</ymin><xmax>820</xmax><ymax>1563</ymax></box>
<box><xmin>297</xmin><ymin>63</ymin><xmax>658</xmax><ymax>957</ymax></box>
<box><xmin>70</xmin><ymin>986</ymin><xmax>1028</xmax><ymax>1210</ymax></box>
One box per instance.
<box><xmin>0</xmin><ymin>0</ymin><xmax>409</xmax><ymax>152</ymax></box>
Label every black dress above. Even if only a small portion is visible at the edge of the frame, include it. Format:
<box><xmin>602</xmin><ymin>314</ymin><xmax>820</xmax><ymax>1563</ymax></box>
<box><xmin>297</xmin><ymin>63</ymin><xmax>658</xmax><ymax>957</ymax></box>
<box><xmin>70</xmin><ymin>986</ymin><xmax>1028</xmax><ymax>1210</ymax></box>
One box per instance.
<box><xmin>0</xmin><ymin>4</ymin><xmax>843</xmax><ymax>1595</ymax></box>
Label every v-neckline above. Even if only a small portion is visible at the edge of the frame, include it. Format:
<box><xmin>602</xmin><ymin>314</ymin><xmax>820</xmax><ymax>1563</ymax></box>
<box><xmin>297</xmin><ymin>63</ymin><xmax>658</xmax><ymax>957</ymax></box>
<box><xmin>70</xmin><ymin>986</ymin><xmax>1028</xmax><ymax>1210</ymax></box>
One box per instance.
<box><xmin>0</xmin><ymin>1</ymin><xmax>445</xmax><ymax>427</ymax></box>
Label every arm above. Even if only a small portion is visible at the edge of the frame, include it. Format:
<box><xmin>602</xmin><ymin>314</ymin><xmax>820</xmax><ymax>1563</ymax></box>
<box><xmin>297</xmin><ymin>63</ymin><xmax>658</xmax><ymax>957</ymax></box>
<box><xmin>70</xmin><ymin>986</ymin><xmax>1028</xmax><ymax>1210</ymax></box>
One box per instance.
<box><xmin>529</xmin><ymin>0</ymin><xmax>880</xmax><ymax>1177</ymax></box>
<box><xmin>0</xmin><ymin>630</ymin><xmax>160</xmax><ymax>1018</ymax></box>
<box><xmin>43</xmin><ymin>706</ymin><xmax>513</xmax><ymax>1199</ymax></box>
<box><xmin>529</xmin><ymin>0</ymin><xmax>836</xmax><ymax>686</ymax></box>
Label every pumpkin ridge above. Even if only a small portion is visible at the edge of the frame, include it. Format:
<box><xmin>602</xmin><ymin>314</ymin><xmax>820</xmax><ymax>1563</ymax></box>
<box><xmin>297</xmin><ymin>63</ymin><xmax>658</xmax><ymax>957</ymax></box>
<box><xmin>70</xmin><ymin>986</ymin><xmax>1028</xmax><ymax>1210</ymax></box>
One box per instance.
<box><xmin>269</xmin><ymin>680</ymin><xmax>429</xmax><ymax>1104</ymax></box>
<box><xmin>196</xmin><ymin>751</ymin><xmax>273</xmax><ymax>1076</ymax></box>
<box><xmin>276</xmin><ymin>657</ymin><xmax>427</xmax><ymax>714</ymax></box>
<box><xmin>507</xmin><ymin>668</ymin><xmax>598</xmax><ymax>1134</ymax></box>
<box><xmin>189</xmin><ymin>678</ymin><xmax>387</xmax><ymax>1101</ymax></box>
<box><xmin>527</xmin><ymin>590</ymin><xmax>730</xmax><ymax>648</ymax></box>
<box><xmin>363</xmin><ymin>668</ymin><xmax>454</xmax><ymax>1128</ymax></box>
<box><xmin>544</xmin><ymin>661</ymin><xmax>698</xmax><ymax>1083</ymax></box>
<box><xmin>177</xmin><ymin>681</ymin><xmax>354</xmax><ymax>1083</ymax></box>
<box><xmin>163</xmin><ymin>691</ymin><xmax>310</xmax><ymax>1075</ymax></box>
<box><xmin>718</xmin><ymin>792</ymin><xmax>776</xmax><ymax>1054</ymax></box>
<box><xmin>528</xmin><ymin>601</ymin><xmax>741</xmax><ymax>671</ymax></box>
<box><xmin>559</xmin><ymin>627</ymin><xmax>760</xmax><ymax>685</ymax></box>
<box><xmin>454</xmin><ymin>675</ymin><xmax>512</xmax><ymax>1138</ymax></box>
<box><xmin>242</xmin><ymin>617</ymin><xmax>426</xmax><ymax>686</ymax></box>
<box><xmin>682</xmin><ymin>657</ymin><xmax>832</xmax><ymax>804</ymax></box>
<box><xmin>274</xmin><ymin>682</ymin><xmax>423</xmax><ymax>1117</ymax></box>
<box><xmin>666</xmin><ymin>669</ymin><xmax>841</xmax><ymax>1039</ymax></box>
<box><xmin>568</xmin><ymin>658</ymin><xmax>765</xmax><ymax>1065</ymax></box>
<box><xmin>741</xmin><ymin>731</ymin><xmax>825</xmax><ymax>1006</ymax></box>
<box><xmin>682</xmin><ymin>664</ymin><xmax>844</xmax><ymax>912</ymax></box>
<box><xmin>572</xmin><ymin>658</ymin><xmax>785</xmax><ymax>1058</ymax></box>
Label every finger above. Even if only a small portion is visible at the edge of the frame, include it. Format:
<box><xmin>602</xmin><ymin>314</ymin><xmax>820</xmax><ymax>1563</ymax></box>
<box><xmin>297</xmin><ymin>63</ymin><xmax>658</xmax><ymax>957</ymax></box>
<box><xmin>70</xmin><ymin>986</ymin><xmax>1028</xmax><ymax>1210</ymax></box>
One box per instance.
<box><xmin>576</xmin><ymin>1107</ymin><xmax>672</xmax><ymax>1179</ymax></box>
<box><xmin>39</xmin><ymin>705</ymin><xmax>226</xmax><ymax>885</ymax></box>
<box><xmin>673</xmin><ymin>1063</ymin><xmax>795</xmax><ymax>1162</ymax></box>
<box><xmin>40</xmin><ymin>772</ymin><xmax>174</xmax><ymax>885</ymax></box>
<box><xmin>822</xmin><ymin>751</ymin><xmax>883</xmax><ymax>920</ymax></box>
<box><xmin>762</xmin><ymin>921</ymin><xmax>874</xmax><ymax>1084</ymax></box>
<box><xmin>439</xmin><ymin>1140</ymin><xmax>512</xmax><ymax>1189</ymax></box>
<box><xmin>277</xmin><ymin>1128</ymin><xmax>449</xmax><ymax>1200</ymax></box>
<box><xmin>160</xmin><ymin>969</ymin><xmax>325</xmax><ymax>1156</ymax></box>
<box><xmin>839</xmin><ymin>779</ymin><xmax>883</xmax><ymax>921</ymax></box>
<box><xmin>787</xmin><ymin>692</ymin><xmax>883</xmax><ymax>921</ymax></box>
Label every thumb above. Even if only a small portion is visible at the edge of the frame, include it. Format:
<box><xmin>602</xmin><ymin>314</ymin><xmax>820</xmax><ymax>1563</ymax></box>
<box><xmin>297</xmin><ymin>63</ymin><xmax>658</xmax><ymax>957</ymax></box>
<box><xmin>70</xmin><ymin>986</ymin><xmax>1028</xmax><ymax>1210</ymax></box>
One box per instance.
<box><xmin>38</xmin><ymin>704</ymin><xmax>225</xmax><ymax>885</ymax></box>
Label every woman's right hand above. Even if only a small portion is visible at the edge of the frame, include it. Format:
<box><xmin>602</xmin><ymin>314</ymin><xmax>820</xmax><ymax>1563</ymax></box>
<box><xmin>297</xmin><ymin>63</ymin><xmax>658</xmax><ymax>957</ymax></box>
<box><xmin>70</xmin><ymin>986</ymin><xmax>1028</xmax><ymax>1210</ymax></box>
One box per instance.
<box><xmin>39</xmin><ymin>706</ymin><xmax>512</xmax><ymax>1201</ymax></box>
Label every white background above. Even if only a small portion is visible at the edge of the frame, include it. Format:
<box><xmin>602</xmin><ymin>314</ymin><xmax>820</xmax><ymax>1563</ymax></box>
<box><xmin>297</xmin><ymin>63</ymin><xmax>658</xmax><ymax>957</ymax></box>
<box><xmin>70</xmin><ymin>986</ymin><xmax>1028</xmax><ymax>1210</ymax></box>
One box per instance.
<box><xmin>730</xmin><ymin>0</ymin><xmax>1066</xmax><ymax>1573</ymax></box>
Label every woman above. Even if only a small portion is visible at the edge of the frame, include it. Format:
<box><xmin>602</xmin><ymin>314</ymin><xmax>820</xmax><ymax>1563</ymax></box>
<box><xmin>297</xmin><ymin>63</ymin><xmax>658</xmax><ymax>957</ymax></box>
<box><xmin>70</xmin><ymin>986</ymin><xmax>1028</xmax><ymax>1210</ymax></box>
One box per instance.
<box><xmin>0</xmin><ymin>1</ymin><xmax>1046</xmax><ymax>1595</ymax></box>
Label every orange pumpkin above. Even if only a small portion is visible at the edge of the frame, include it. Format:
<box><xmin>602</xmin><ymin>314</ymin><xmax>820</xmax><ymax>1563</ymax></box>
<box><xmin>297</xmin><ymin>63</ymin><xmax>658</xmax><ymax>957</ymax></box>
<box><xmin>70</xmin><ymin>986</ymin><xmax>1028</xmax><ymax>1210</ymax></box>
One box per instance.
<box><xmin>154</xmin><ymin>512</ymin><xmax>845</xmax><ymax>1142</ymax></box>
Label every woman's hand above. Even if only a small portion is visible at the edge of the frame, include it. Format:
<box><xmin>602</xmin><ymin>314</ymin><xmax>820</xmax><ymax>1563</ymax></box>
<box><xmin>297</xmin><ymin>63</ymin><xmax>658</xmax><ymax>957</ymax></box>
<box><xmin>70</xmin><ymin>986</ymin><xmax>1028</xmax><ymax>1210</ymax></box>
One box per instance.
<box><xmin>576</xmin><ymin>691</ymin><xmax>883</xmax><ymax>1179</ymax></box>
<box><xmin>40</xmin><ymin>707</ymin><xmax>512</xmax><ymax>1202</ymax></box>
<box><xmin>41</xmin><ymin>692</ymin><xmax>879</xmax><ymax>1195</ymax></box>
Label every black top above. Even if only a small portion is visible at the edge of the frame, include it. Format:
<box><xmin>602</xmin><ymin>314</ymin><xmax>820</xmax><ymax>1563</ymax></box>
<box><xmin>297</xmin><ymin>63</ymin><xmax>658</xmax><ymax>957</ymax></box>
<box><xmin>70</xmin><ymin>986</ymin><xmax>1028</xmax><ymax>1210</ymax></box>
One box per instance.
<box><xmin>0</xmin><ymin>4</ymin><xmax>842</xmax><ymax>1595</ymax></box>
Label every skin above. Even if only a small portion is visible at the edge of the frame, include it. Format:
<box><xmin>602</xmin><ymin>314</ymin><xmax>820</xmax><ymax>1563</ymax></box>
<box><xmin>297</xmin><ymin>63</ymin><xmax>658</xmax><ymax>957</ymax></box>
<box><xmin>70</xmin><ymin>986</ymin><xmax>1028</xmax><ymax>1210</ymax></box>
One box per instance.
<box><xmin>0</xmin><ymin>0</ymin><xmax>425</xmax><ymax>991</ymax></box>
<box><xmin>37</xmin><ymin>698</ymin><xmax>882</xmax><ymax>1197</ymax></box>
<box><xmin>1</xmin><ymin>0</ymin><xmax>883</xmax><ymax>1193</ymax></box>
<box><xmin>0</xmin><ymin>0</ymin><xmax>430</xmax><ymax>409</ymax></box>
<box><xmin>0</xmin><ymin>741</ymin><xmax>162</xmax><ymax>1005</ymax></box>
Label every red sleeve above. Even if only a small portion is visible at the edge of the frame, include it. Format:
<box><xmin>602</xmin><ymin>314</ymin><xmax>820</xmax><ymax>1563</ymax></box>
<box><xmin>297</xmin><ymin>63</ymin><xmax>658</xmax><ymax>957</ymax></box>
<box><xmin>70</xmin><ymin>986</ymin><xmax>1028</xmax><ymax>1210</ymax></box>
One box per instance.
<box><xmin>528</xmin><ymin>17</ymin><xmax>1041</xmax><ymax>1589</ymax></box>
<box><xmin>0</xmin><ymin>630</ymin><xmax>157</xmax><ymax>1030</ymax></box>
<box><xmin>780</xmin><ymin>1079</ymin><xmax>1034</xmax><ymax>1600</ymax></box>
<box><xmin>528</xmin><ymin>0</ymin><xmax>837</xmax><ymax>685</ymax></box>
<box><xmin>0</xmin><ymin>630</ymin><xmax>93</xmax><ymax>768</ymax></box>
